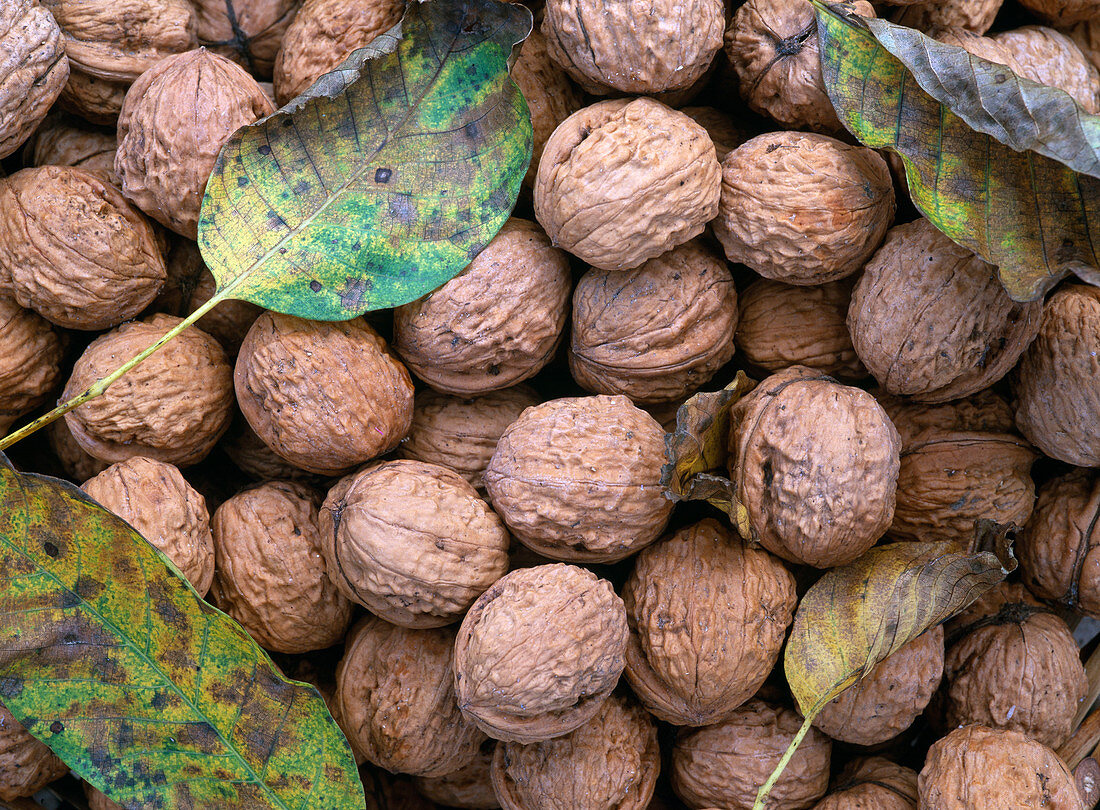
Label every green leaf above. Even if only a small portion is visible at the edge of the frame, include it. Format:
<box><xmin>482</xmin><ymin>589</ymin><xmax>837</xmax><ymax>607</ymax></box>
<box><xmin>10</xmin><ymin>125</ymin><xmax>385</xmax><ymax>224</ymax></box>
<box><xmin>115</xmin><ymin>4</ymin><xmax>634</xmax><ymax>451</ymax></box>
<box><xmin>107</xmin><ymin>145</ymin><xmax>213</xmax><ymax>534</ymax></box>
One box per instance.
<box><xmin>0</xmin><ymin>458</ymin><xmax>363</xmax><ymax>810</ymax></box>
<box><xmin>198</xmin><ymin>0</ymin><xmax>533</xmax><ymax>320</ymax></box>
<box><xmin>814</xmin><ymin>1</ymin><xmax>1100</xmax><ymax>302</ymax></box>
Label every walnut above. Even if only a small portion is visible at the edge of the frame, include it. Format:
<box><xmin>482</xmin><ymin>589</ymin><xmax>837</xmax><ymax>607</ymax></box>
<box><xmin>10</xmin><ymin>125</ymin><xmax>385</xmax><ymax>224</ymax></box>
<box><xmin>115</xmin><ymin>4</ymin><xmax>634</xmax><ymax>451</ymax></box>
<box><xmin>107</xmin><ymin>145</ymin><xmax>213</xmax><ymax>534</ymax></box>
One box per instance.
<box><xmin>63</xmin><ymin>313</ymin><xmax>234</xmax><ymax>467</ymax></box>
<box><xmin>512</xmin><ymin>28</ymin><xmax>584</xmax><ymax>188</ymax></box>
<box><xmin>414</xmin><ymin>740</ymin><xmax>499</xmax><ymax>810</ymax></box>
<box><xmin>57</xmin><ymin>71</ymin><xmax>128</xmax><ymax>126</ymax></box>
<box><xmin>192</xmin><ymin>0</ymin><xmax>300</xmax><ymax>79</ymax></box>
<box><xmin>398</xmin><ymin>386</ymin><xmax>540</xmax><ymax>490</ymax></box>
<box><xmin>319</xmin><ymin>460</ymin><xmax>509</xmax><ymax>628</ymax></box>
<box><xmin>533</xmin><ymin>98</ymin><xmax>721</xmax><ymax>272</ymax></box>
<box><xmin>879</xmin><ymin>393</ymin><xmax>1037</xmax><ymax>547</ymax></box>
<box><xmin>221</xmin><ymin>418</ymin><xmax>316</xmax><ymax>482</ymax></box>
<box><xmin>115</xmin><ymin>48</ymin><xmax>275</xmax><ymax>239</ymax></box>
<box><xmin>235</xmin><ymin>312</ymin><xmax>415</xmax><ymax>475</ymax></box>
<box><xmin>84</xmin><ymin>784</ymin><xmax>125</xmax><ymax>810</ymax></box>
<box><xmin>453</xmin><ymin>563</ymin><xmax>628</xmax><ymax>743</ymax></box>
<box><xmin>813</xmin><ymin>757</ymin><xmax>918</xmax><ymax>810</ymax></box>
<box><xmin>186</xmin><ymin>269</ymin><xmax>263</xmax><ymax>357</ymax></box>
<box><xmin>1018</xmin><ymin>0</ymin><xmax>1100</xmax><ymax>26</ymax></box>
<box><xmin>713</xmin><ymin>132</ymin><xmax>895</xmax><ymax>285</ymax></box>
<box><xmin>335</xmin><ymin>616</ymin><xmax>486</xmax><ymax>777</ymax></box>
<box><xmin>0</xmin><ymin>0</ymin><xmax>69</xmax><ymax>160</ymax></box>
<box><xmin>541</xmin><ymin>0</ymin><xmax>723</xmax><ymax>95</ymax></box>
<box><xmin>491</xmin><ymin>693</ymin><xmax>660</xmax><ymax>810</ymax></box>
<box><xmin>0</xmin><ymin>167</ymin><xmax>166</xmax><ymax>330</ymax></box>
<box><xmin>994</xmin><ymin>26</ymin><xmax>1100</xmax><ymax>113</ymax></box>
<box><xmin>942</xmin><ymin>583</ymin><xmax>1087</xmax><ymax>749</ymax></box>
<box><xmin>672</xmin><ymin>700</ymin><xmax>831</xmax><ymax>810</ymax></box>
<box><xmin>23</xmin><ymin>112</ymin><xmax>118</xmax><ymax>185</ymax></box>
<box><xmin>622</xmin><ymin>518</ymin><xmax>797</xmax><ymax>727</ymax></box>
<box><xmin>568</xmin><ymin>240</ymin><xmax>738</xmax><ymax>404</ymax></box>
<box><xmin>1063</xmin><ymin>19</ymin><xmax>1100</xmax><ymax>72</ymax></box>
<box><xmin>82</xmin><ymin>456</ymin><xmax>215</xmax><ymax>595</ymax></box>
<box><xmin>736</xmin><ymin>278</ymin><xmax>866</xmax><ymax>381</ymax></box>
<box><xmin>724</xmin><ymin>0</ymin><xmax>875</xmax><ymax>132</ymax></box>
<box><xmin>0</xmin><ymin>295</ymin><xmax>65</xmax><ymax>435</ymax></box>
<box><xmin>931</xmin><ymin>26</ymin><xmax>1024</xmax><ymax>72</ymax></box>
<box><xmin>729</xmin><ymin>366</ymin><xmax>900</xmax><ymax>568</ymax></box>
<box><xmin>1013</xmin><ymin>285</ymin><xmax>1100</xmax><ymax>467</ymax></box>
<box><xmin>680</xmin><ymin>106</ymin><xmax>748</xmax><ymax>162</ymax></box>
<box><xmin>47</xmin><ymin>417</ymin><xmax>108</xmax><ymax>482</ymax></box>
<box><xmin>393</xmin><ymin>219</ymin><xmax>571</xmax><ymax>396</ymax></box>
<box><xmin>210</xmin><ymin>481</ymin><xmax>353</xmax><ymax>653</ymax></box>
<box><xmin>0</xmin><ymin>703</ymin><xmax>67</xmax><ymax>801</ymax></box>
<box><xmin>892</xmin><ymin>0</ymin><xmax>1002</xmax><ymax>34</ymax></box>
<box><xmin>361</xmin><ymin>767</ymin><xmax>443</xmax><ymax>810</ymax></box>
<box><xmin>272</xmin><ymin>0</ymin><xmax>402</xmax><ymax>105</ymax></box>
<box><xmin>1019</xmin><ymin>469</ymin><xmax>1100</xmax><ymax>617</ymax></box>
<box><xmin>812</xmin><ymin>627</ymin><xmax>944</xmax><ymax>746</ymax></box>
<box><xmin>918</xmin><ymin>725</ymin><xmax>1083</xmax><ymax>810</ymax></box>
<box><xmin>484</xmin><ymin>396</ymin><xmax>673</xmax><ymax>562</ymax></box>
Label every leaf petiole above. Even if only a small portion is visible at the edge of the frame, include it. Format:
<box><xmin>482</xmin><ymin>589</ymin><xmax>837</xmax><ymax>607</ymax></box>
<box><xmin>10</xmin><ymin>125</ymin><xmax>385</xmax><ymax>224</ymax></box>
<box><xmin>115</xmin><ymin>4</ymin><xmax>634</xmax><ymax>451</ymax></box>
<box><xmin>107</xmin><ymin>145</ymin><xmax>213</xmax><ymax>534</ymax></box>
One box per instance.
<box><xmin>753</xmin><ymin>711</ymin><xmax>818</xmax><ymax>810</ymax></box>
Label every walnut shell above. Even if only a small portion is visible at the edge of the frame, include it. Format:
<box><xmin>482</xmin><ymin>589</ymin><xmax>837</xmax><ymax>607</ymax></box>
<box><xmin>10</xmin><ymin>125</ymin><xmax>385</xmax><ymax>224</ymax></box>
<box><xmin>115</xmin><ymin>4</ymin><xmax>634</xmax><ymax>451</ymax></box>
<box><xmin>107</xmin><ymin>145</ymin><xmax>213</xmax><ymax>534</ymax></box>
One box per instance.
<box><xmin>1019</xmin><ymin>469</ymin><xmax>1100</xmax><ymax>617</ymax></box>
<box><xmin>272</xmin><ymin>0</ymin><xmax>402</xmax><ymax>105</ymax></box>
<box><xmin>713</xmin><ymin>131</ymin><xmax>895</xmax><ymax>285</ymax></box>
<box><xmin>192</xmin><ymin>0</ymin><xmax>300</xmax><ymax>79</ymax></box>
<box><xmin>63</xmin><ymin>313</ymin><xmax>234</xmax><ymax>467</ymax></box>
<box><xmin>0</xmin><ymin>703</ymin><xmax>68</xmax><ymax>801</ymax></box>
<box><xmin>994</xmin><ymin>26</ymin><xmax>1100</xmax><ymax>113</ymax></box>
<box><xmin>397</xmin><ymin>386</ymin><xmax>540</xmax><ymax>490</ymax></box>
<box><xmin>943</xmin><ymin>583</ymin><xmax>1087</xmax><ymax>749</ymax></box>
<box><xmin>812</xmin><ymin>627</ymin><xmax>944</xmax><ymax>746</ymax></box>
<box><xmin>918</xmin><ymin>725</ymin><xmax>1083</xmax><ymax>810</ymax></box>
<box><xmin>361</xmin><ymin>766</ymin><xmax>443</xmax><ymax>810</ymax></box>
<box><xmin>0</xmin><ymin>166</ymin><xmax>166</xmax><ymax>330</ymax></box>
<box><xmin>47</xmin><ymin>417</ymin><xmax>108</xmax><ymax>482</ymax></box>
<box><xmin>1063</xmin><ymin>19</ymin><xmax>1100</xmax><ymax>73</ymax></box>
<box><xmin>533</xmin><ymin>98</ymin><xmax>721</xmax><ymax>272</ymax></box>
<box><xmin>57</xmin><ymin>70</ymin><xmax>128</xmax><ymax>126</ymax></box>
<box><xmin>221</xmin><ymin>417</ymin><xmax>317</xmax><ymax>482</ymax></box>
<box><xmin>672</xmin><ymin>700</ymin><xmax>831</xmax><ymax>810</ymax></box>
<box><xmin>484</xmin><ymin>396</ymin><xmax>673</xmax><ymax>562</ymax></box>
<box><xmin>235</xmin><ymin>312</ymin><xmax>415</xmax><ymax>476</ymax></box>
<box><xmin>736</xmin><ymin>278</ymin><xmax>866</xmax><ymax>381</ymax></box>
<box><xmin>210</xmin><ymin>481</ymin><xmax>353</xmax><ymax>653</ymax></box>
<box><xmin>724</xmin><ymin>0</ymin><xmax>875</xmax><ymax>132</ymax></box>
<box><xmin>491</xmin><ymin>693</ymin><xmax>660</xmax><ymax>810</ymax></box>
<box><xmin>393</xmin><ymin>219</ymin><xmax>571</xmax><ymax>396</ymax></box>
<box><xmin>931</xmin><ymin>26</ymin><xmax>1024</xmax><ymax>72</ymax></box>
<box><xmin>414</xmin><ymin>740</ymin><xmax>500</xmax><ymax>810</ymax></box>
<box><xmin>568</xmin><ymin>241</ymin><xmax>738</xmax><ymax>404</ymax></box>
<box><xmin>1017</xmin><ymin>0</ymin><xmax>1100</xmax><ymax>26</ymax></box>
<box><xmin>541</xmin><ymin>0</ymin><xmax>723</xmax><ymax>95</ymax></box>
<box><xmin>335</xmin><ymin>616</ymin><xmax>486</xmax><ymax>778</ymax></box>
<box><xmin>892</xmin><ymin>0</ymin><xmax>1002</xmax><ymax>34</ymax></box>
<box><xmin>812</xmin><ymin>757</ymin><xmax>918</xmax><ymax>810</ymax></box>
<box><xmin>186</xmin><ymin>269</ymin><xmax>263</xmax><ymax>357</ymax></box>
<box><xmin>23</xmin><ymin>112</ymin><xmax>118</xmax><ymax>185</ymax></box>
<box><xmin>453</xmin><ymin>564</ymin><xmax>628</xmax><ymax>743</ymax></box>
<box><xmin>115</xmin><ymin>48</ymin><xmax>275</xmax><ymax>239</ymax></box>
<box><xmin>84</xmin><ymin>784</ymin><xmax>125</xmax><ymax>810</ymax></box>
<box><xmin>878</xmin><ymin>388</ymin><xmax>1016</xmax><ymax>443</ymax></box>
<box><xmin>319</xmin><ymin>460</ymin><xmax>509</xmax><ymax>628</ymax></box>
<box><xmin>0</xmin><ymin>0</ymin><xmax>69</xmax><ymax>160</ymax></box>
<box><xmin>82</xmin><ymin>456</ymin><xmax>215</xmax><ymax>595</ymax></box>
<box><xmin>622</xmin><ymin>518</ymin><xmax>797</xmax><ymax>727</ymax></box>
<box><xmin>1013</xmin><ymin>285</ymin><xmax>1100</xmax><ymax>467</ymax></box>
<box><xmin>0</xmin><ymin>294</ymin><xmax>65</xmax><ymax>435</ymax></box>
<box><xmin>729</xmin><ymin>366</ymin><xmax>900</xmax><ymax>568</ymax></box>
<box><xmin>679</xmin><ymin>106</ymin><xmax>748</xmax><ymax>162</ymax></box>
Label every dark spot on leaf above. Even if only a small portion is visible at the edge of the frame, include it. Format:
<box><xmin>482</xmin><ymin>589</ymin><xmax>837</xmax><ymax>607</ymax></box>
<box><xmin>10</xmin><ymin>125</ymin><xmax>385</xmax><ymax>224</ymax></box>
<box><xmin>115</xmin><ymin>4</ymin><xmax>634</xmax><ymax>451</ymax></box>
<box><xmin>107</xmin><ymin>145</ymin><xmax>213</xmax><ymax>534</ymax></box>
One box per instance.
<box><xmin>995</xmin><ymin>72</ymin><xmax>1007</xmax><ymax>84</ymax></box>
<box><xmin>339</xmin><ymin>276</ymin><xmax>371</xmax><ymax>310</ymax></box>
<box><xmin>148</xmin><ymin>581</ymin><xmax>188</xmax><ymax>632</ymax></box>
<box><xmin>375</xmin><ymin>168</ymin><xmax>392</xmax><ymax>183</ymax></box>
<box><xmin>151</xmin><ymin>691</ymin><xmax>169</xmax><ymax>710</ymax></box>
<box><xmin>388</xmin><ymin>194</ymin><xmax>416</xmax><ymax>225</ymax></box>
<box><xmin>258</xmin><ymin>144</ymin><xmax>272</xmax><ymax>155</ymax></box>
<box><xmin>50</xmin><ymin>721</ymin><xmax>63</xmax><ymax>734</ymax></box>
<box><xmin>310</xmin><ymin>280</ymin><xmax>322</xmax><ymax>292</ymax></box>
<box><xmin>464</xmin><ymin>120</ymin><xmax>481</xmax><ymax>140</ymax></box>
<box><xmin>352</xmin><ymin>241</ymin><xmax>361</xmax><ymax>251</ymax></box>
<box><xmin>294</xmin><ymin>181</ymin><xmax>311</xmax><ymax>195</ymax></box>
<box><xmin>0</xmin><ymin>676</ymin><xmax>23</xmax><ymax>698</ymax></box>
<box><xmin>59</xmin><ymin>590</ymin><xmax>80</xmax><ymax>609</ymax></box>
<box><xmin>43</xmin><ymin>542</ymin><xmax>59</xmax><ymax>558</ymax></box>
<box><xmin>237</xmin><ymin>176</ymin><xmax>250</xmax><ymax>187</ymax></box>
<box><xmin>74</xmin><ymin>575</ymin><xmax>104</xmax><ymax>600</ymax></box>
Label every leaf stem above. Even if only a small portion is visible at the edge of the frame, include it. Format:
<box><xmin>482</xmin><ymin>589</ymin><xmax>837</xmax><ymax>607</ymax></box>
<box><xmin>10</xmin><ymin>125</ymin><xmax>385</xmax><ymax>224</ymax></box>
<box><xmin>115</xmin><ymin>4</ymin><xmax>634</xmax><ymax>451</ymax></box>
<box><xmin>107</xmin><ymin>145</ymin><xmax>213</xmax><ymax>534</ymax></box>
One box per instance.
<box><xmin>0</xmin><ymin>287</ymin><xmax>233</xmax><ymax>452</ymax></box>
<box><xmin>753</xmin><ymin>712</ymin><xmax>817</xmax><ymax>810</ymax></box>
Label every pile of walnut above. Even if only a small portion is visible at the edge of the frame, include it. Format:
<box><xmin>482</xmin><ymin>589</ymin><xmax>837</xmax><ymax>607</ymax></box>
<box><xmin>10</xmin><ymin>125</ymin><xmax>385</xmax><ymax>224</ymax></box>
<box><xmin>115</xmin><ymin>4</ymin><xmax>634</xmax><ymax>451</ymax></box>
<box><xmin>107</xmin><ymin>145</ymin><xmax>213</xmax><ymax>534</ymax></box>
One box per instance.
<box><xmin>2</xmin><ymin>0</ymin><xmax>1100</xmax><ymax>807</ymax></box>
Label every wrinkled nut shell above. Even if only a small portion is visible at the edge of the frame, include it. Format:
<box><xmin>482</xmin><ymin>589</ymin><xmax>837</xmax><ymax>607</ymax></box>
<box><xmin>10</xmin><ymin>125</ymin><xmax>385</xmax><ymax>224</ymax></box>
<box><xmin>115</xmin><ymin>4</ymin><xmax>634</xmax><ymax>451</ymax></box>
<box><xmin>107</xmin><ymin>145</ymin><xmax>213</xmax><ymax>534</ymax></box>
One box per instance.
<box><xmin>491</xmin><ymin>693</ymin><xmax>660</xmax><ymax>810</ymax></box>
<box><xmin>57</xmin><ymin>70</ymin><xmax>128</xmax><ymax>126</ymax></box>
<box><xmin>623</xmin><ymin>518</ymin><xmax>797</xmax><ymax>727</ymax></box>
<box><xmin>48</xmin><ymin>416</ymin><xmax>108</xmax><ymax>482</ymax></box>
<box><xmin>393</xmin><ymin>219</ymin><xmax>572</xmax><ymax>396</ymax></box>
<box><xmin>0</xmin><ymin>166</ymin><xmax>166</xmax><ymax>330</ymax></box>
<box><xmin>187</xmin><ymin>269</ymin><xmax>263</xmax><ymax>357</ymax></box>
<box><xmin>1064</xmin><ymin>19</ymin><xmax>1100</xmax><ymax>73</ymax></box>
<box><xmin>83</xmin><ymin>456</ymin><xmax>215</xmax><ymax>595</ymax></box>
<box><xmin>534</xmin><ymin>98</ymin><xmax>721</xmax><ymax>272</ymax></box>
<box><xmin>192</xmin><ymin>0</ymin><xmax>300</xmax><ymax>79</ymax></box>
<box><xmin>0</xmin><ymin>0</ymin><xmax>69</xmax><ymax>160</ymax></box>
<box><xmin>994</xmin><ymin>25</ymin><xmax>1100</xmax><ymax>114</ymax></box>
<box><xmin>892</xmin><ymin>0</ymin><xmax>1003</xmax><ymax>34</ymax></box>
<box><xmin>414</xmin><ymin>740</ymin><xmax>500</xmax><ymax>810</ymax></box>
<box><xmin>235</xmin><ymin>311</ymin><xmax>415</xmax><ymax>476</ymax></box>
<box><xmin>0</xmin><ymin>295</ymin><xmax>65</xmax><ymax>435</ymax></box>
<box><xmin>453</xmin><ymin>564</ymin><xmax>628</xmax><ymax>744</ymax></box>
<box><xmin>23</xmin><ymin>112</ymin><xmax>119</xmax><ymax>185</ymax></box>
<box><xmin>484</xmin><ymin>396</ymin><xmax>673</xmax><ymax>563</ymax></box>
<box><xmin>335</xmin><ymin>617</ymin><xmax>486</xmax><ymax>778</ymax></box>
<box><xmin>0</xmin><ymin>703</ymin><xmax>68</xmax><ymax>801</ymax></box>
<box><xmin>813</xmin><ymin>757</ymin><xmax>918</xmax><ymax>810</ymax></box>
<box><xmin>1018</xmin><ymin>0</ymin><xmax>1100</xmax><ymax>25</ymax></box>
<box><xmin>64</xmin><ymin>314</ymin><xmax>234</xmax><ymax>467</ymax></box>
<box><xmin>680</xmin><ymin>106</ymin><xmax>748</xmax><ymax>162</ymax></box>
<box><xmin>221</xmin><ymin>418</ymin><xmax>320</xmax><ymax>483</ymax></box>
<box><xmin>713</xmin><ymin>131</ymin><xmax>895</xmax><ymax>285</ymax></box>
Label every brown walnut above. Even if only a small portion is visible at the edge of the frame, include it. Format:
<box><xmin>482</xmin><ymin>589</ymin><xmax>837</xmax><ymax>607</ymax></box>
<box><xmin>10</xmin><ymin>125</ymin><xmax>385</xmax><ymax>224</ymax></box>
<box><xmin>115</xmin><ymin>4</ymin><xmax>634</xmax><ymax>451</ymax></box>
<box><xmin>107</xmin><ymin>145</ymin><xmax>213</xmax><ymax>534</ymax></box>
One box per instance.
<box><xmin>569</xmin><ymin>240</ymin><xmax>738</xmax><ymax>404</ymax></box>
<box><xmin>484</xmin><ymin>396</ymin><xmax>673</xmax><ymax>562</ymax></box>
<box><xmin>83</xmin><ymin>457</ymin><xmax>215</xmax><ymax>595</ymax></box>
<box><xmin>713</xmin><ymin>131</ymin><xmax>895</xmax><ymax>285</ymax></box>
<box><xmin>994</xmin><ymin>26</ymin><xmax>1100</xmax><ymax>112</ymax></box>
<box><xmin>1017</xmin><ymin>0</ymin><xmax>1100</xmax><ymax>27</ymax></box>
<box><xmin>414</xmin><ymin>740</ymin><xmax>499</xmax><ymax>810</ymax></box>
<box><xmin>48</xmin><ymin>417</ymin><xmax>108</xmax><ymax>482</ymax></box>
<box><xmin>192</xmin><ymin>0</ymin><xmax>300</xmax><ymax>79</ymax></box>
<box><xmin>56</xmin><ymin>70</ymin><xmax>128</xmax><ymax>126</ymax></box>
<box><xmin>812</xmin><ymin>757</ymin><xmax>918</xmax><ymax>810</ymax></box>
<box><xmin>23</xmin><ymin>112</ymin><xmax>118</xmax><ymax>185</ymax></box>
<box><xmin>221</xmin><ymin>418</ymin><xmax>319</xmax><ymax>482</ymax></box>
<box><xmin>680</xmin><ymin>106</ymin><xmax>748</xmax><ymax>161</ymax></box>
<box><xmin>453</xmin><ymin>564</ymin><xmax>628</xmax><ymax>743</ymax></box>
<box><xmin>0</xmin><ymin>295</ymin><xmax>65</xmax><ymax>435</ymax></box>
<box><xmin>0</xmin><ymin>703</ymin><xmax>68</xmax><ymax>802</ymax></box>
<box><xmin>1063</xmin><ymin>19</ymin><xmax>1100</xmax><ymax>72</ymax></box>
<box><xmin>534</xmin><ymin>98</ymin><xmax>721</xmax><ymax>272</ymax></box>
<box><xmin>0</xmin><ymin>0</ymin><xmax>69</xmax><ymax>160</ymax></box>
<box><xmin>622</xmin><ymin>518</ymin><xmax>797</xmax><ymax>727</ymax></box>
<box><xmin>235</xmin><ymin>312</ymin><xmax>415</xmax><ymax>475</ymax></box>
<box><xmin>891</xmin><ymin>0</ymin><xmax>1002</xmax><ymax>34</ymax></box>
<box><xmin>393</xmin><ymin>219</ymin><xmax>571</xmax><ymax>396</ymax></box>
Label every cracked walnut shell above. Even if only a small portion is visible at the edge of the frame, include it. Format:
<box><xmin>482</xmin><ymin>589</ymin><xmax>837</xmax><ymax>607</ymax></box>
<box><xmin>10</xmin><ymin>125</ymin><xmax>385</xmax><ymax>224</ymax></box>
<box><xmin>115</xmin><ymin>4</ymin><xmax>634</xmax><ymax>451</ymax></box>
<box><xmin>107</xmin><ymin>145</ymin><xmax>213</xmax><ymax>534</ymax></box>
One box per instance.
<box><xmin>994</xmin><ymin>26</ymin><xmax>1100</xmax><ymax>113</ymax></box>
<box><xmin>192</xmin><ymin>0</ymin><xmax>300</xmax><ymax>79</ymax></box>
<box><xmin>484</xmin><ymin>395</ymin><xmax>673</xmax><ymax>563</ymax></box>
<box><xmin>0</xmin><ymin>295</ymin><xmax>64</xmax><ymax>435</ymax></box>
<box><xmin>622</xmin><ymin>519</ymin><xmax>796</xmax><ymax>727</ymax></box>
<box><xmin>0</xmin><ymin>0</ymin><xmax>69</xmax><ymax>161</ymax></box>
<box><xmin>813</xmin><ymin>757</ymin><xmax>918</xmax><ymax>810</ymax></box>
<box><xmin>0</xmin><ymin>703</ymin><xmax>68</xmax><ymax>802</ymax></box>
<box><xmin>453</xmin><ymin>564</ymin><xmax>628</xmax><ymax>744</ymax></box>
<box><xmin>534</xmin><ymin>98</ymin><xmax>721</xmax><ymax>272</ymax></box>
